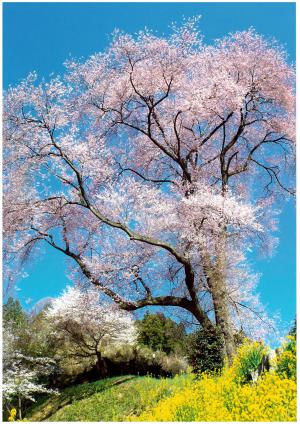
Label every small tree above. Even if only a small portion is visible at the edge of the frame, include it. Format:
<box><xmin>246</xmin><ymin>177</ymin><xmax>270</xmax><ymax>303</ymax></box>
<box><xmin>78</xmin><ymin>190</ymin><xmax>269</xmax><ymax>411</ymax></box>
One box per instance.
<box><xmin>46</xmin><ymin>286</ymin><xmax>136</xmax><ymax>375</ymax></box>
<box><xmin>3</xmin><ymin>327</ymin><xmax>56</xmax><ymax>420</ymax></box>
<box><xmin>3</xmin><ymin>362</ymin><xmax>56</xmax><ymax>420</ymax></box>
<box><xmin>188</xmin><ymin>326</ymin><xmax>225</xmax><ymax>374</ymax></box>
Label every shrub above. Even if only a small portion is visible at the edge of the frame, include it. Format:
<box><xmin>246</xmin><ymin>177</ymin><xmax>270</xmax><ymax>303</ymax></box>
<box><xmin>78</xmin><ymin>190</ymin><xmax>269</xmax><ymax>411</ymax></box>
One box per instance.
<box><xmin>289</xmin><ymin>319</ymin><xmax>296</xmax><ymax>338</ymax></box>
<box><xmin>106</xmin><ymin>344</ymin><xmax>187</xmax><ymax>377</ymax></box>
<box><xmin>158</xmin><ymin>354</ymin><xmax>188</xmax><ymax>376</ymax></box>
<box><xmin>188</xmin><ymin>326</ymin><xmax>225</xmax><ymax>374</ymax></box>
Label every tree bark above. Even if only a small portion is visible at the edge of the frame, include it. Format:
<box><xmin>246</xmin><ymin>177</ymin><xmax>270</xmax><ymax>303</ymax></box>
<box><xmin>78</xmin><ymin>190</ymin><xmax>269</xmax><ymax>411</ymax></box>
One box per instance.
<box><xmin>210</xmin><ymin>278</ymin><xmax>236</xmax><ymax>363</ymax></box>
<box><xmin>18</xmin><ymin>396</ymin><xmax>22</xmax><ymax>420</ymax></box>
<box><xmin>95</xmin><ymin>351</ymin><xmax>108</xmax><ymax>378</ymax></box>
<box><xmin>203</xmin><ymin>253</ymin><xmax>236</xmax><ymax>363</ymax></box>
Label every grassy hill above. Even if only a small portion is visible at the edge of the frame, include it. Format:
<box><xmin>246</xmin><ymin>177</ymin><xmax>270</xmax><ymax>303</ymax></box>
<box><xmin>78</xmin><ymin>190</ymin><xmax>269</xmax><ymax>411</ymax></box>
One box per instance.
<box><xmin>24</xmin><ymin>374</ymin><xmax>190</xmax><ymax>422</ymax></box>
<box><xmin>20</xmin><ymin>338</ymin><xmax>297</xmax><ymax>422</ymax></box>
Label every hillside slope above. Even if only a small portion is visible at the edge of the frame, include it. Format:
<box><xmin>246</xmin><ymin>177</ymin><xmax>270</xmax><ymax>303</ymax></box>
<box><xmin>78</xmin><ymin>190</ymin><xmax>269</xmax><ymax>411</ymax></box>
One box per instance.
<box><xmin>24</xmin><ymin>374</ymin><xmax>189</xmax><ymax>422</ymax></box>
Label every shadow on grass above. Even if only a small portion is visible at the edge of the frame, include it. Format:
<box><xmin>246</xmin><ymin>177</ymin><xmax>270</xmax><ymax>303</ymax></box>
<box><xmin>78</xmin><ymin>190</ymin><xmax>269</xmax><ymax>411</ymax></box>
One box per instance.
<box><xmin>25</xmin><ymin>375</ymin><xmax>136</xmax><ymax>422</ymax></box>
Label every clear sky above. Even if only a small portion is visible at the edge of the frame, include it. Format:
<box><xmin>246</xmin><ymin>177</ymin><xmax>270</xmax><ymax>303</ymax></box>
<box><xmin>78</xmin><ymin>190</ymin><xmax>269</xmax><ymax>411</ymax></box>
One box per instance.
<box><xmin>3</xmin><ymin>2</ymin><xmax>296</xmax><ymax>332</ymax></box>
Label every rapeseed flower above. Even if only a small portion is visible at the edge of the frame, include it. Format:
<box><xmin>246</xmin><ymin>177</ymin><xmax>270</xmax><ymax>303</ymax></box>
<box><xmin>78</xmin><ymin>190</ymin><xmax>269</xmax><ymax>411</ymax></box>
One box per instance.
<box><xmin>132</xmin><ymin>340</ymin><xmax>297</xmax><ymax>422</ymax></box>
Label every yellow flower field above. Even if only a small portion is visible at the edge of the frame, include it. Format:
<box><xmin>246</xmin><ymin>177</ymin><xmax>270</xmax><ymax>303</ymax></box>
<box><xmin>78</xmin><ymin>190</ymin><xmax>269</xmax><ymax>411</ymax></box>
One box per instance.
<box><xmin>132</xmin><ymin>340</ymin><xmax>297</xmax><ymax>422</ymax></box>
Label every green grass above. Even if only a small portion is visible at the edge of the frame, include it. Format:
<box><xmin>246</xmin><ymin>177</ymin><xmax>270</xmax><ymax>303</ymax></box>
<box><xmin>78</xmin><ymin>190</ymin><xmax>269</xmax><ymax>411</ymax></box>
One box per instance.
<box><xmin>24</xmin><ymin>374</ymin><xmax>191</xmax><ymax>422</ymax></box>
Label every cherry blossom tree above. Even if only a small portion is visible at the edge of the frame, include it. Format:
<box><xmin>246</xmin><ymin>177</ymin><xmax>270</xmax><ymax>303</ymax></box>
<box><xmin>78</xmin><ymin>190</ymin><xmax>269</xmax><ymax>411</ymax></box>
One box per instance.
<box><xmin>46</xmin><ymin>286</ymin><xmax>136</xmax><ymax>373</ymax></box>
<box><xmin>3</xmin><ymin>18</ymin><xmax>295</xmax><ymax>361</ymax></box>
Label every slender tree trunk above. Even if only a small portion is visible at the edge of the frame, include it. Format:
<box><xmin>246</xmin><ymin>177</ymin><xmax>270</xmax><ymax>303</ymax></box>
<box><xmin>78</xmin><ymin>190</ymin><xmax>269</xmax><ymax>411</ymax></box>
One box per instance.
<box><xmin>18</xmin><ymin>396</ymin><xmax>22</xmax><ymax>420</ymax></box>
<box><xmin>4</xmin><ymin>400</ymin><xmax>11</xmax><ymax>415</ymax></box>
<box><xmin>214</xmin><ymin>178</ymin><xmax>237</xmax><ymax>362</ymax></box>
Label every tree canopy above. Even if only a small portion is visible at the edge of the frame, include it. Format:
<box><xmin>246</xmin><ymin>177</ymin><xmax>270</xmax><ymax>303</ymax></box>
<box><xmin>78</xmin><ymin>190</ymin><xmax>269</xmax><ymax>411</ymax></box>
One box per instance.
<box><xmin>3</xmin><ymin>18</ymin><xmax>295</xmax><ymax>360</ymax></box>
<box><xmin>46</xmin><ymin>286</ymin><xmax>136</xmax><ymax>371</ymax></box>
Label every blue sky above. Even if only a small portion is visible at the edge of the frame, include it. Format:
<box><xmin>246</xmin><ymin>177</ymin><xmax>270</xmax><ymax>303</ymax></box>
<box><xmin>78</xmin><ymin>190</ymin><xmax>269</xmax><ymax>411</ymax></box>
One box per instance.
<box><xmin>3</xmin><ymin>2</ymin><xmax>296</xmax><ymax>332</ymax></box>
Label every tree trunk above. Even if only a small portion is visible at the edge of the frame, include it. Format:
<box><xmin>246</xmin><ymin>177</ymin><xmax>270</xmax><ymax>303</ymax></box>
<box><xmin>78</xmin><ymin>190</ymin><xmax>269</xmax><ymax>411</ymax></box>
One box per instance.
<box><xmin>210</xmin><ymin>277</ymin><xmax>236</xmax><ymax>363</ymax></box>
<box><xmin>203</xmin><ymin>252</ymin><xmax>236</xmax><ymax>364</ymax></box>
<box><xmin>18</xmin><ymin>396</ymin><xmax>22</xmax><ymax>420</ymax></box>
<box><xmin>96</xmin><ymin>351</ymin><xmax>102</xmax><ymax>374</ymax></box>
<box><xmin>188</xmin><ymin>300</ymin><xmax>215</xmax><ymax>333</ymax></box>
<box><xmin>96</xmin><ymin>351</ymin><xmax>108</xmax><ymax>378</ymax></box>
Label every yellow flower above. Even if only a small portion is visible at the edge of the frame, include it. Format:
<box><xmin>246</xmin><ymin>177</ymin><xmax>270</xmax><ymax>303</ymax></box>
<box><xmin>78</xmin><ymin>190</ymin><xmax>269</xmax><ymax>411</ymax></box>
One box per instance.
<box><xmin>132</xmin><ymin>342</ymin><xmax>296</xmax><ymax>422</ymax></box>
<box><xmin>8</xmin><ymin>408</ymin><xmax>18</xmax><ymax>421</ymax></box>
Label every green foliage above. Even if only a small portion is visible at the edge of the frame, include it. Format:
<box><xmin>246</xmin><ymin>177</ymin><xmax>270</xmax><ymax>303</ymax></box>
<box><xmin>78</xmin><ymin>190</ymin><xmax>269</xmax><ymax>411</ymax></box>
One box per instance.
<box><xmin>288</xmin><ymin>318</ymin><xmax>296</xmax><ymax>338</ymax></box>
<box><xmin>276</xmin><ymin>335</ymin><xmax>296</xmax><ymax>381</ymax></box>
<box><xmin>3</xmin><ymin>301</ymin><xmax>60</xmax><ymax>393</ymax></box>
<box><xmin>23</xmin><ymin>309</ymin><xmax>57</xmax><ymax>360</ymax></box>
<box><xmin>3</xmin><ymin>297</ymin><xmax>27</xmax><ymax>330</ymax></box>
<box><xmin>136</xmin><ymin>312</ymin><xmax>187</xmax><ymax>355</ymax></box>
<box><xmin>3</xmin><ymin>298</ymin><xmax>55</xmax><ymax>359</ymax></box>
<box><xmin>188</xmin><ymin>326</ymin><xmax>225</xmax><ymax>374</ymax></box>
<box><xmin>22</xmin><ymin>336</ymin><xmax>297</xmax><ymax>422</ymax></box>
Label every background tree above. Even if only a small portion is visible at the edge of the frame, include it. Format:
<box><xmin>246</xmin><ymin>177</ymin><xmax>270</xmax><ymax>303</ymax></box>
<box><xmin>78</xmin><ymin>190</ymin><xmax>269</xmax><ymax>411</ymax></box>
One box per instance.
<box><xmin>3</xmin><ymin>18</ymin><xmax>295</xmax><ymax>361</ymax></box>
<box><xmin>3</xmin><ymin>297</ymin><xmax>27</xmax><ymax>331</ymax></box>
<box><xmin>136</xmin><ymin>312</ymin><xmax>187</xmax><ymax>355</ymax></box>
<box><xmin>24</xmin><ymin>307</ymin><xmax>58</xmax><ymax>360</ymax></box>
<box><xmin>3</xmin><ymin>297</ymin><xmax>57</xmax><ymax>367</ymax></box>
<box><xmin>46</xmin><ymin>286</ymin><xmax>136</xmax><ymax>375</ymax></box>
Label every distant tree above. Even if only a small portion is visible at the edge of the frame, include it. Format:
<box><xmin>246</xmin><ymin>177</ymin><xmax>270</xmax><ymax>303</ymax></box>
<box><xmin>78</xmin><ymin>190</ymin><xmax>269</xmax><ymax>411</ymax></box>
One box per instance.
<box><xmin>136</xmin><ymin>312</ymin><xmax>187</xmax><ymax>355</ymax></box>
<box><xmin>3</xmin><ymin>298</ymin><xmax>57</xmax><ymax>366</ymax></box>
<box><xmin>3</xmin><ymin>297</ymin><xmax>27</xmax><ymax>330</ymax></box>
<box><xmin>188</xmin><ymin>326</ymin><xmax>225</xmax><ymax>374</ymax></box>
<box><xmin>46</xmin><ymin>286</ymin><xmax>136</xmax><ymax>375</ymax></box>
<box><xmin>24</xmin><ymin>308</ymin><xmax>58</xmax><ymax>361</ymax></box>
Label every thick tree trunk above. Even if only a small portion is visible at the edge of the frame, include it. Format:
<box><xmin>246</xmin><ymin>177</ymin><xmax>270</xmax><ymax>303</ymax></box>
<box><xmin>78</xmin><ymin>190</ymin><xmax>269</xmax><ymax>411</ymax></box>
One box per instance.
<box><xmin>210</xmin><ymin>278</ymin><xmax>236</xmax><ymax>363</ymax></box>
<box><xmin>203</xmin><ymin>252</ymin><xmax>236</xmax><ymax>364</ymax></box>
<box><xmin>95</xmin><ymin>351</ymin><xmax>108</xmax><ymax>378</ymax></box>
